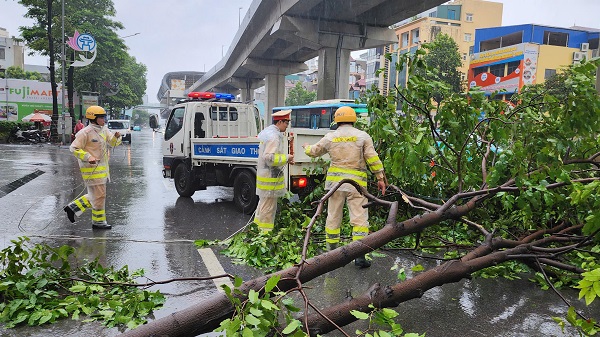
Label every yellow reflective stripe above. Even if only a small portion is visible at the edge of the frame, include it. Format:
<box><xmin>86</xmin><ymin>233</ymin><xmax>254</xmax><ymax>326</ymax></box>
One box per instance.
<box><xmin>74</xmin><ymin>199</ymin><xmax>85</xmax><ymax>211</ymax></box>
<box><xmin>325</xmin><ymin>228</ymin><xmax>341</xmax><ymax>235</ymax></box>
<box><xmin>352</xmin><ymin>226</ymin><xmax>369</xmax><ymax>233</ymax></box>
<box><xmin>92</xmin><ymin>215</ymin><xmax>106</xmax><ymax>221</ymax></box>
<box><xmin>326</xmin><ymin>237</ymin><xmax>340</xmax><ymax>243</ymax></box>
<box><xmin>352</xmin><ymin>235</ymin><xmax>366</xmax><ymax>241</ymax></box>
<box><xmin>257</xmin><ymin>176</ymin><xmax>285</xmax><ymax>183</ymax></box>
<box><xmin>304</xmin><ymin>145</ymin><xmax>312</xmax><ymax>155</ymax></box>
<box><xmin>370</xmin><ymin>163</ymin><xmax>383</xmax><ymax>171</ymax></box>
<box><xmin>109</xmin><ymin>136</ymin><xmax>121</xmax><ymax>147</ymax></box>
<box><xmin>332</xmin><ymin>136</ymin><xmax>357</xmax><ymax>143</ymax></box>
<box><xmin>273</xmin><ymin>154</ymin><xmax>287</xmax><ymax>166</ymax></box>
<box><xmin>366</xmin><ymin>156</ymin><xmax>380</xmax><ymax>164</ymax></box>
<box><xmin>74</xmin><ymin>149</ymin><xmax>87</xmax><ymax>160</ymax></box>
<box><xmin>257</xmin><ymin>183</ymin><xmax>285</xmax><ymax>190</ymax></box>
<box><xmin>91</xmin><ymin>209</ymin><xmax>106</xmax><ymax>221</ymax></box>
<box><xmin>255</xmin><ymin>221</ymin><xmax>274</xmax><ymax>231</ymax></box>
<box><xmin>82</xmin><ymin>173</ymin><xmax>108</xmax><ymax>180</ymax></box>
<box><xmin>326</xmin><ymin>175</ymin><xmax>367</xmax><ymax>187</ymax></box>
<box><xmin>81</xmin><ymin>196</ymin><xmax>91</xmax><ymax>208</ymax></box>
<box><xmin>80</xmin><ymin>166</ymin><xmax>107</xmax><ymax>172</ymax></box>
<box><xmin>328</xmin><ymin>167</ymin><xmax>367</xmax><ymax>178</ymax></box>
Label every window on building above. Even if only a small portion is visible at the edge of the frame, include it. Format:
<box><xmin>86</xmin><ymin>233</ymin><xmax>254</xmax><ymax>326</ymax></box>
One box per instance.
<box><xmin>462</xmin><ymin>53</ymin><xmax>467</xmax><ymax>61</ymax></box>
<box><xmin>466</xmin><ymin>13</ymin><xmax>473</xmax><ymax>22</ymax></box>
<box><xmin>469</xmin><ymin>46</ymin><xmax>474</xmax><ymax>55</ymax></box>
<box><xmin>544</xmin><ymin>69</ymin><xmax>557</xmax><ymax>80</ymax></box>
<box><xmin>506</xmin><ymin>61</ymin><xmax>520</xmax><ymax>75</ymax></box>
<box><xmin>464</xmin><ymin>33</ymin><xmax>472</xmax><ymax>42</ymax></box>
<box><xmin>543</xmin><ymin>31</ymin><xmax>569</xmax><ymax>47</ymax></box>
<box><xmin>473</xmin><ymin>67</ymin><xmax>487</xmax><ymax>78</ymax></box>
<box><xmin>461</xmin><ymin>73</ymin><xmax>466</xmax><ymax>81</ymax></box>
<box><xmin>0</xmin><ymin>48</ymin><xmax>5</xmax><ymax>60</ymax></box>
<box><xmin>448</xmin><ymin>9</ymin><xmax>456</xmax><ymax>20</ymax></box>
<box><xmin>401</xmin><ymin>32</ymin><xmax>409</xmax><ymax>47</ymax></box>
<box><xmin>411</xmin><ymin>29</ymin><xmax>420</xmax><ymax>44</ymax></box>
<box><xmin>490</xmin><ymin>64</ymin><xmax>505</xmax><ymax>77</ymax></box>
<box><xmin>429</xmin><ymin>11</ymin><xmax>437</xmax><ymax>17</ymax></box>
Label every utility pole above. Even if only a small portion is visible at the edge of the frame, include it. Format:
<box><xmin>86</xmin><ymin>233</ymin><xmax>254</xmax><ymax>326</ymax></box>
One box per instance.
<box><xmin>61</xmin><ymin>0</ymin><xmax>66</xmax><ymax>145</ymax></box>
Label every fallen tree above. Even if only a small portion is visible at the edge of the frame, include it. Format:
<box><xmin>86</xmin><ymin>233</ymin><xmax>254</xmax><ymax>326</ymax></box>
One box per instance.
<box><xmin>121</xmin><ymin>54</ymin><xmax>600</xmax><ymax>337</ymax></box>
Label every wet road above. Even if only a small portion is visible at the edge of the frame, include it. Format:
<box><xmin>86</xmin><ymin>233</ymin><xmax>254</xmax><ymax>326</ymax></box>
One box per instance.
<box><xmin>0</xmin><ymin>129</ymin><xmax>594</xmax><ymax>336</ymax></box>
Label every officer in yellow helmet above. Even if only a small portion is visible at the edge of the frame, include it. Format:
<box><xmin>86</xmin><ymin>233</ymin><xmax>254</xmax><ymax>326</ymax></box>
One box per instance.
<box><xmin>254</xmin><ymin>109</ymin><xmax>294</xmax><ymax>232</ymax></box>
<box><xmin>303</xmin><ymin>106</ymin><xmax>386</xmax><ymax>268</ymax></box>
<box><xmin>64</xmin><ymin>106</ymin><xmax>122</xmax><ymax>229</ymax></box>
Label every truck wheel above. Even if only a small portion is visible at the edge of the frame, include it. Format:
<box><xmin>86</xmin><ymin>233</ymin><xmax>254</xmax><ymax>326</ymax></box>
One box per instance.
<box><xmin>174</xmin><ymin>164</ymin><xmax>196</xmax><ymax>197</ymax></box>
<box><xmin>233</xmin><ymin>170</ymin><xmax>258</xmax><ymax>214</ymax></box>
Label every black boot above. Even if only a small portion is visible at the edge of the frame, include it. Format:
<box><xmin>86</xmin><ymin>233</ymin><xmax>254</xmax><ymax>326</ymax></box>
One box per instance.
<box><xmin>92</xmin><ymin>222</ymin><xmax>112</xmax><ymax>229</ymax></box>
<box><xmin>63</xmin><ymin>206</ymin><xmax>75</xmax><ymax>223</ymax></box>
<box><xmin>354</xmin><ymin>255</ymin><xmax>371</xmax><ymax>268</ymax></box>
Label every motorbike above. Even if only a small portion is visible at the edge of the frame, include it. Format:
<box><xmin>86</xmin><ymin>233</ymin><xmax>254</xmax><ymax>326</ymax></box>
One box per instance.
<box><xmin>6</xmin><ymin>126</ymin><xmax>40</xmax><ymax>144</ymax></box>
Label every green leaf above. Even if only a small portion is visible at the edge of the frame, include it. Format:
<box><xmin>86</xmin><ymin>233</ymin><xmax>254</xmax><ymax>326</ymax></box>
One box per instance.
<box><xmin>350</xmin><ymin>310</ymin><xmax>369</xmax><ymax>320</ymax></box>
<box><xmin>265</xmin><ymin>275</ymin><xmax>280</xmax><ymax>293</ymax></box>
<box><xmin>282</xmin><ymin>319</ymin><xmax>301</xmax><ymax>334</ymax></box>
<box><xmin>244</xmin><ymin>314</ymin><xmax>261</xmax><ymax>326</ymax></box>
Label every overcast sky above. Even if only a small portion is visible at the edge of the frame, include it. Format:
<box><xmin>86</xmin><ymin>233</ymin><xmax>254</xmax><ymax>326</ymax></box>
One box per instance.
<box><xmin>1</xmin><ymin>0</ymin><xmax>599</xmax><ymax>104</ymax></box>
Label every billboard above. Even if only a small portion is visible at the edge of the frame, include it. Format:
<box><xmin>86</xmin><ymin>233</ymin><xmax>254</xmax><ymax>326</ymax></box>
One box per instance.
<box><xmin>468</xmin><ymin>43</ymin><xmax>539</xmax><ymax>95</ymax></box>
<box><xmin>0</xmin><ymin>78</ymin><xmax>79</xmax><ymax>121</ymax></box>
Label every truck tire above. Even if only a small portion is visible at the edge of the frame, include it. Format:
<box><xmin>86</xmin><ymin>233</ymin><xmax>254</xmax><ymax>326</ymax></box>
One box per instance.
<box><xmin>233</xmin><ymin>170</ymin><xmax>258</xmax><ymax>214</ymax></box>
<box><xmin>174</xmin><ymin>164</ymin><xmax>196</xmax><ymax>197</ymax></box>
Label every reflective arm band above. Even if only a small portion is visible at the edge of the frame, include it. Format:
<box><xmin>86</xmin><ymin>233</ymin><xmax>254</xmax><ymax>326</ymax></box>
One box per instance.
<box><xmin>366</xmin><ymin>155</ymin><xmax>383</xmax><ymax>172</ymax></box>
<box><xmin>73</xmin><ymin>149</ymin><xmax>88</xmax><ymax>161</ymax></box>
<box><xmin>109</xmin><ymin>136</ymin><xmax>122</xmax><ymax>147</ymax></box>
<box><xmin>304</xmin><ymin>145</ymin><xmax>312</xmax><ymax>155</ymax></box>
<box><xmin>272</xmin><ymin>153</ymin><xmax>287</xmax><ymax>166</ymax></box>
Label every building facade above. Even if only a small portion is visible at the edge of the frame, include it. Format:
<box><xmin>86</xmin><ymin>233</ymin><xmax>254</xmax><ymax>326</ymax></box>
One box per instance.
<box><xmin>0</xmin><ymin>27</ymin><xmax>25</xmax><ymax>75</ymax></box>
<box><xmin>374</xmin><ymin>0</ymin><xmax>502</xmax><ymax>95</ymax></box>
<box><xmin>468</xmin><ymin>24</ymin><xmax>600</xmax><ymax>98</ymax></box>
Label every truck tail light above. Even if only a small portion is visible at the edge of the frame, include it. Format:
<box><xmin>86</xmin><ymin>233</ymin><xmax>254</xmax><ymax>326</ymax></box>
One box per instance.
<box><xmin>293</xmin><ymin>177</ymin><xmax>308</xmax><ymax>189</ymax></box>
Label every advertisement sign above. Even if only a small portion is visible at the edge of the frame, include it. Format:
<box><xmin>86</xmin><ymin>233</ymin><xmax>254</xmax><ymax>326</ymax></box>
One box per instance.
<box><xmin>0</xmin><ymin>79</ymin><xmax>78</xmax><ymax>121</ymax></box>
<box><xmin>468</xmin><ymin>43</ymin><xmax>539</xmax><ymax>96</ymax></box>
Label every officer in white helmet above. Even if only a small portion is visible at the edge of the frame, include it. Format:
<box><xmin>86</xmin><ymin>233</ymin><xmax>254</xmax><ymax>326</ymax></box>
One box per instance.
<box><xmin>253</xmin><ymin>109</ymin><xmax>294</xmax><ymax>232</ymax></box>
<box><xmin>64</xmin><ymin>105</ymin><xmax>122</xmax><ymax>229</ymax></box>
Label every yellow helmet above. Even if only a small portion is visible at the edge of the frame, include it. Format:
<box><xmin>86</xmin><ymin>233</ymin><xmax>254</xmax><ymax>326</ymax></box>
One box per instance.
<box><xmin>85</xmin><ymin>106</ymin><xmax>106</xmax><ymax>119</ymax></box>
<box><xmin>334</xmin><ymin>106</ymin><xmax>357</xmax><ymax>123</ymax></box>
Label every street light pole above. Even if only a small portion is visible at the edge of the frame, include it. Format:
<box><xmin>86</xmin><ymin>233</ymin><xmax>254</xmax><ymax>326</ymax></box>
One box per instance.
<box><xmin>61</xmin><ymin>0</ymin><xmax>66</xmax><ymax>145</ymax></box>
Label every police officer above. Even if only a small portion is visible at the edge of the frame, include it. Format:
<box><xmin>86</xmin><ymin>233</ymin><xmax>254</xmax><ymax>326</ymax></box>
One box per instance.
<box><xmin>64</xmin><ymin>106</ymin><xmax>122</xmax><ymax>229</ymax></box>
<box><xmin>303</xmin><ymin>106</ymin><xmax>386</xmax><ymax>268</ymax></box>
<box><xmin>254</xmin><ymin>109</ymin><xmax>294</xmax><ymax>232</ymax></box>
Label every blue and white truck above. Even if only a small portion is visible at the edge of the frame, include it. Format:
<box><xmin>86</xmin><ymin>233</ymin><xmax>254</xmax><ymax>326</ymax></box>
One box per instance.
<box><xmin>162</xmin><ymin>92</ymin><xmax>368</xmax><ymax>213</ymax></box>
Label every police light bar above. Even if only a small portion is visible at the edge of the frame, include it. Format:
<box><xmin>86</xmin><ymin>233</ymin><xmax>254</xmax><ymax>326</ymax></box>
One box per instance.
<box><xmin>188</xmin><ymin>92</ymin><xmax>235</xmax><ymax>101</ymax></box>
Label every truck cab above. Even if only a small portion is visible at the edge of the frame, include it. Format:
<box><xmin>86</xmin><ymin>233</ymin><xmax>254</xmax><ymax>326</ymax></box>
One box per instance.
<box><xmin>162</xmin><ymin>92</ymin><xmax>261</xmax><ymax>213</ymax></box>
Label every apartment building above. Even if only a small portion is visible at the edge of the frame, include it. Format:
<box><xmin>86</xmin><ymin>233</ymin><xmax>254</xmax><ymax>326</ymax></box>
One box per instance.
<box><xmin>468</xmin><ymin>24</ymin><xmax>600</xmax><ymax>98</ymax></box>
<box><xmin>0</xmin><ymin>27</ymin><xmax>25</xmax><ymax>74</ymax></box>
<box><xmin>376</xmin><ymin>0</ymin><xmax>502</xmax><ymax>95</ymax></box>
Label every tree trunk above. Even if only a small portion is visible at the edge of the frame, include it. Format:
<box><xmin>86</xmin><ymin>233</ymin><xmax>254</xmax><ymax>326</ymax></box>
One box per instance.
<box><xmin>47</xmin><ymin>0</ymin><xmax>59</xmax><ymax>143</ymax></box>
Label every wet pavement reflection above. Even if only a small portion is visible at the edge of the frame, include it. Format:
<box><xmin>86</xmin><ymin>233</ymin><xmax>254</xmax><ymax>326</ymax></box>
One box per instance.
<box><xmin>0</xmin><ymin>129</ymin><xmax>596</xmax><ymax>336</ymax></box>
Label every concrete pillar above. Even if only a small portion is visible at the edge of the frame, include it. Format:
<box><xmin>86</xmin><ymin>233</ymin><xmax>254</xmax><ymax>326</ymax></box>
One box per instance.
<box><xmin>240</xmin><ymin>86</ymin><xmax>254</xmax><ymax>103</ymax></box>
<box><xmin>264</xmin><ymin>73</ymin><xmax>285</xmax><ymax>124</ymax></box>
<box><xmin>317</xmin><ymin>47</ymin><xmax>351</xmax><ymax>100</ymax></box>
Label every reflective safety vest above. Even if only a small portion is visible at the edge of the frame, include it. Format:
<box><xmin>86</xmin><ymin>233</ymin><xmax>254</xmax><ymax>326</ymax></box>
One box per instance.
<box><xmin>255</xmin><ymin>124</ymin><xmax>288</xmax><ymax>198</ymax></box>
<box><xmin>70</xmin><ymin>124</ymin><xmax>121</xmax><ymax>186</ymax></box>
<box><xmin>304</xmin><ymin>124</ymin><xmax>384</xmax><ymax>192</ymax></box>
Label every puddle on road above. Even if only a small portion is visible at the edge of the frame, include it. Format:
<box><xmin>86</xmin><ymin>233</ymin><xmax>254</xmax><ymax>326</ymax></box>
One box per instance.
<box><xmin>0</xmin><ymin>169</ymin><xmax>45</xmax><ymax>198</ymax></box>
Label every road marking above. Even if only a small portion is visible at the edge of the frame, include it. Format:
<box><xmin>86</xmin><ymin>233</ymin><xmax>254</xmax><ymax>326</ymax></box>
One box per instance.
<box><xmin>197</xmin><ymin>248</ymin><xmax>234</xmax><ymax>293</ymax></box>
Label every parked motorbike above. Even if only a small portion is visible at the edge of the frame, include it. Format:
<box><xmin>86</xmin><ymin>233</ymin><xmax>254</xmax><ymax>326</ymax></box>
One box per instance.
<box><xmin>6</xmin><ymin>126</ymin><xmax>39</xmax><ymax>144</ymax></box>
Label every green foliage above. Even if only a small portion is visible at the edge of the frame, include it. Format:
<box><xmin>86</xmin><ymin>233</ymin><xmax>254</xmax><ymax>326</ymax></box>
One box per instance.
<box><xmin>18</xmin><ymin>0</ymin><xmax>147</xmax><ymax>110</ymax></box>
<box><xmin>0</xmin><ymin>237</ymin><xmax>165</xmax><ymax>329</ymax></box>
<box><xmin>217</xmin><ymin>276</ymin><xmax>423</xmax><ymax>337</ymax></box>
<box><xmin>421</xmin><ymin>33</ymin><xmax>463</xmax><ymax>94</ymax></box>
<box><xmin>216</xmin><ymin>197</ymin><xmax>321</xmax><ymax>273</ymax></box>
<box><xmin>553</xmin><ymin>306</ymin><xmax>598</xmax><ymax>336</ymax></box>
<box><xmin>3</xmin><ymin>66</ymin><xmax>45</xmax><ymax>81</ymax></box>
<box><xmin>351</xmin><ymin>304</ymin><xmax>425</xmax><ymax>337</ymax></box>
<box><xmin>285</xmin><ymin>82</ymin><xmax>317</xmax><ymax>106</ymax></box>
<box><xmin>216</xmin><ymin>275</ymin><xmax>306</xmax><ymax>336</ymax></box>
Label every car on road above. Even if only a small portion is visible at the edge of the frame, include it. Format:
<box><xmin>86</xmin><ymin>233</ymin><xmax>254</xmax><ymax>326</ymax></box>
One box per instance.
<box><xmin>107</xmin><ymin>119</ymin><xmax>132</xmax><ymax>143</ymax></box>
